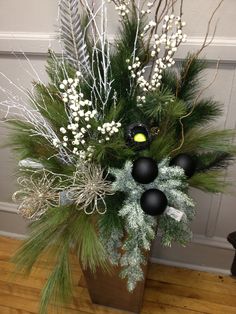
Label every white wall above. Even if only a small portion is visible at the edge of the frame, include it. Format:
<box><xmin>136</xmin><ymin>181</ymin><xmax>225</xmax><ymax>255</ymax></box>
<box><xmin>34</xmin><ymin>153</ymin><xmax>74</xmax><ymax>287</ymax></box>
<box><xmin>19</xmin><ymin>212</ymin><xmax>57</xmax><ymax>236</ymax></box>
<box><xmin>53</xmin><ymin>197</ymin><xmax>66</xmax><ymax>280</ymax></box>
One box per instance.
<box><xmin>0</xmin><ymin>0</ymin><xmax>236</xmax><ymax>272</ymax></box>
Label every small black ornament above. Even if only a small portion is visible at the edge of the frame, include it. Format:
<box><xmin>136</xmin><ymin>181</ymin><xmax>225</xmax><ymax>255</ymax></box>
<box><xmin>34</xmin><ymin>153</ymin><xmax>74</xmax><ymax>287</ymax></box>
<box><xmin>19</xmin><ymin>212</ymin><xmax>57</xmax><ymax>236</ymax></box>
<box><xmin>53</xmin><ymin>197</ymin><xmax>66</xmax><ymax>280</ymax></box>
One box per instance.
<box><xmin>132</xmin><ymin>157</ymin><xmax>158</xmax><ymax>184</ymax></box>
<box><xmin>125</xmin><ymin>123</ymin><xmax>151</xmax><ymax>151</ymax></box>
<box><xmin>140</xmin><ymin>189</ymin><xmax>168</xmax><ymax>216</ymax></box>
<box><xmin>170</xmin><ymin>153</ymin><xmax>196</xmax><ymax>178</ymax></box>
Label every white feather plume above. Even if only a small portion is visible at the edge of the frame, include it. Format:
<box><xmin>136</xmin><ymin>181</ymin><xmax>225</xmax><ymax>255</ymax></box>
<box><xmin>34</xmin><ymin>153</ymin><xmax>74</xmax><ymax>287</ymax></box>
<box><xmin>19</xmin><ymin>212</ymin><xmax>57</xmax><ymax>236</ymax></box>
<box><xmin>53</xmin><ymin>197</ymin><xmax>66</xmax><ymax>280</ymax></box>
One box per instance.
<box><xmin>59</xmin><ymin>0</ymin><xmax>90</xmax><ymax>73</ymax></box>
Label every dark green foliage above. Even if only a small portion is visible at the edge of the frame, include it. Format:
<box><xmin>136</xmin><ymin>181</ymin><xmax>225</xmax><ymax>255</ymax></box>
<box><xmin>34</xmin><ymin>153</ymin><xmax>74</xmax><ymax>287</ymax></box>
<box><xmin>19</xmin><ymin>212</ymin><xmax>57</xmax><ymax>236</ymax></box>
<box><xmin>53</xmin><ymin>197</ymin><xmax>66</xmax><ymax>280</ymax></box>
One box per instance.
<box><xmin>46</xmin><ymin>50</ymin><xmax>76</xmax><ymax>86</ymax></box>
<box><xmin>196</xmin><ymin>152</ymin><xmax>234</xmax><ymax>172</ymax></box>
<box><xmin>176</xmin><ymin>55</ymin><xmax>207</xmax><ymax>102</ymax></box>
<box><xmin>6</xmin><ymin>121</ymin><xmax>56</xmax><ymax>161</ymax></box>
<box><xmin>99</xmin><ymin>192</ymin><xmax>126</xmax><ymax>236</ymax></box>
<box><xmin>12</xmin><ymin>205</ymin><xmax>108</xmax><ymax>313</ymax></box>
<box><xmin>149</xmin><ymin>131</ymin><xmax>176</xmax><ymax>161</ymax></box>
<box><xmin>189</xmin><ymin>170</ymin><xmax>228</xmax><ymax>193</ymax></box>
<box><xmin>39</xmin><ymin>238</ymin><xmax>72</xmax><ymax>314</ymax></box>
<box><xmin>161</xmin><ymin>56</ymin><xmax>206</xmax><ymax>102</ymax></box>
<box><xmin>90</xmin><ymin>135</ymin><xmax>134</xmax><ymax>168</ymax></box>
<box><xmin>31</xmin><ymin>83</ymin><xmax>68</xmax><ymax>131</ymax></box>
<box><xmin>158</xmin><ymin>215</ymin><xmax>193</xmax><ymax>247</ymax></box>
<box><xmin>176</xmin><ymin>128</ymin><xmax>236</xmax><ymax>156</ymax></box>
<box><xmin>108</xmin><ymin>9</ymin><xmax>146</xmax><ymax>122</ymax></box>
<box><xmin>146</xmin><ymin>54</ymin><xmax>236</xmax><ymax>185</ymax></box>
<box><xmin>182</xmin><ymin>99</ymin><xmax>222</xmax><ymax>131</ymax></box>
<box><xmin>161</xmin><ymin>68</ymin><xmax>178</xmax><ymax>96</ymax></box>
<box><xmin>142</xmin><ymin>88</ymin><xmax>184</xmax><ymax>124</ymax></box>
<box><xmin>110</xmin><ymin>16</ymin><xmax>142</xmax><ymax>100</ymax></box>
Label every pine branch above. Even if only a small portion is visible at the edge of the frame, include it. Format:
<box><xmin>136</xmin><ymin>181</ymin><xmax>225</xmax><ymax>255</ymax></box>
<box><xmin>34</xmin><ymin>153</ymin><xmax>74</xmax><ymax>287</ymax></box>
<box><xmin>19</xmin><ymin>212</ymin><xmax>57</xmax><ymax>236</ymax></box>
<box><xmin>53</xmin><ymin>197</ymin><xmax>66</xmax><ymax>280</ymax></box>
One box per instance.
<box><xmin>46</xmin><ymin>50</ymin><xmax>76</xmax><ymax>85</ymax></box>
<box><xmin>161</xmin><ymin>69</ymin><xmax>178</xmax><ymax>95</ymax></box>
<box><xmin>12</xmin><ymin>205</ymin><xmax>108</xmax><ymax>276</ymax></box>
<box><xmin>189</xmin><ymin>170</ymin><xmax>229</xmax><ymax>193</ymax></box>
<box><xmin>176</xmin><ymin>54</ymin><xmax>207</xmax><ymax>101</ymax></box>
<box><xmin>149</xmin><ymin>131</ymin><xmax>176</xmax><ymax>161</ymax></box>
<box><xmin>175</xmin><ymin>128</ymin><xmax>236</xmax><ymax>156</ymax></box>
<box><xmin>39</xmin><ymin>239</ymin><xmax>72</xmax><ymax>314</ymax></box>
<box><xmin>6</xmin><ymin>121</ymin><xmax>56</xmax><ymax>161</ymax></box>
<box><xmin>143</xmin><ymin>89</ymin><xmax>176</xmax><ymax>120</ymax></box>
<box><xmin>12</xmin><ymin>205</ymin><xmax>109</xmax><ymax>312</ymax></box>
<box><xmin>197</xmin><ymin>152</ymin><xmax>234</xmax><ymax>172</ymax></box>
<box><xmin>110</xmin><ymin>10</ymin><xmax>145</xmax><ymax>102</ymax></box>
<box><xmin>99</xmin><ymin>192</ymin><xmax>126</xmax><ymax>236</ymax></box>
<box><xmin>182</xmin><ymin>99</ymin><xmax>222</xmax><ymax>131</ymax></box>
<box><xmin>59</xmin><ymin>0</ymin><xmax>90</xmax><ymax>72</ymax></box>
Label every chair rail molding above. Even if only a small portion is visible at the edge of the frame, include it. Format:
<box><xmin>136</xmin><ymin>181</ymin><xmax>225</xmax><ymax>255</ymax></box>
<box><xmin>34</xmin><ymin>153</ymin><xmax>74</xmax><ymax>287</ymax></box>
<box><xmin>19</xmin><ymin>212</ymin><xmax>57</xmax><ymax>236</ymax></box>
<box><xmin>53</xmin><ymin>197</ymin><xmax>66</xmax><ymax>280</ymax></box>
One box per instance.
<box><xmin>0</xmin><ymin>32</ymin><xmax>236</xmax><ymax>62</ymax></box>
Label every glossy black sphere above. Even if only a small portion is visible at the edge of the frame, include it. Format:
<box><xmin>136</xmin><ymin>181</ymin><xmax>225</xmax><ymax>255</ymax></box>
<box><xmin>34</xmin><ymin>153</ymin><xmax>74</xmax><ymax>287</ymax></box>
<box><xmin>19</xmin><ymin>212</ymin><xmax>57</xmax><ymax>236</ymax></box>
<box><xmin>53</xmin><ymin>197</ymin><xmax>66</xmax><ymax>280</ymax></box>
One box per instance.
<box><xmin>125</xmin><ymin>123</ymin><xmax>151</xmax><ymax>151</ymax></box>
<box><xmin>170</xmin><ymin>153</ymin><xmax>196</xmax><ymax>178</ymax></box>
<box><xmin>140</xmin><ymin>189</ymin><xmax>168</xmax><ymax>216</ymax></box>
<box><xmin>132</xmin><ymin>157</ymin><xmax>158</xmax><ymax>184</ymax></box>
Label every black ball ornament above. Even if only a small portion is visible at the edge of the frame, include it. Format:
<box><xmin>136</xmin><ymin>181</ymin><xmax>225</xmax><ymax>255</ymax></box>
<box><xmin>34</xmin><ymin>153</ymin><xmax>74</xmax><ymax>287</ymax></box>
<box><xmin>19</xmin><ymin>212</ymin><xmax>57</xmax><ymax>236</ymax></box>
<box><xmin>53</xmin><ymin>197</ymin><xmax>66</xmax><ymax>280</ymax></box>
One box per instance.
<box><xmin>170</xmin><ymin>153</ymin><xmax>196</xmax><ymax>178</ymax></box>
<box><xmin>132</xmin><ymin>157</ymin><xmax>158</xmax><ymax>184</ymax></box>
<box><xmin>140</xmin><ymin>189</ymin><xmax>168</xmax><ymax>216</ymax></box>
<box><xmin>125</xmin><ymin>123</ymin><xmax>151</xmax><ymax>151</ymax></box>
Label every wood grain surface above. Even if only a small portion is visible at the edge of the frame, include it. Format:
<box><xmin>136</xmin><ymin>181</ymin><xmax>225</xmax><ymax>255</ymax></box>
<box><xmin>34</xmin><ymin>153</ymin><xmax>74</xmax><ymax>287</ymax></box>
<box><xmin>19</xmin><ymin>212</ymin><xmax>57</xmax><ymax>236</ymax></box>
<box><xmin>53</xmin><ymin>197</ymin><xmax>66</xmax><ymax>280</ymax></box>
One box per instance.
<box><xmin>0</xmin><ymin>236</ymin><xmax>236</xmax><ymax>314</ymax></box>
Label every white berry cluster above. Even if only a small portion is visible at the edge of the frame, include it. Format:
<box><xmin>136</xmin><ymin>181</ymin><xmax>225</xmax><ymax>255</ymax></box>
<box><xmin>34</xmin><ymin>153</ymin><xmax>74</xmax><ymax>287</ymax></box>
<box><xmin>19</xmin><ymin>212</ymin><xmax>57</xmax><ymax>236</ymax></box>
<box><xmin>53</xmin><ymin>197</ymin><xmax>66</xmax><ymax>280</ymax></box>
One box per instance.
<box><xmin>52</xmin><ymin>74</ymin><xmax>97</xmax><ymax>160</ymax></box>
<box><xmin>137</xmin><ymin>95</ymin><xmax>146</xmax><ymax>107</ymax></box>
<box><xmin>108</xmin><ymin>0</ymin><xmax>130</xmax><ymax>17</ymax></box>
<box><xmin>126</xmin><ymin>58</ymin><xmax>143</xmax><ymax>79</ymax></box>
<box><xmin>128</xmin><ymin>15</ymin><xmax>186</xmax><ymax>92</ymax></box>
<box><xmin>142</xmin><ymin>20</ymin><xmax>157</xmax><ymax>34</ymax></box>
<box><xmin>59</xmin><ymin>71</ymin><xmax>81</xmax><ymax>103</ymax></box>
<box><xmin>53</xmin><ymin>74</ymin><xmax>122</xmax><ymax>161</ymax></box>
<box><xmin>97</xmin><ymin>121</ymin><xmax>121</xmax><ymax>143</ymax></box>
<box><xmin>141</xmin><ymin>2</ymin><xmax>154</xmax><ymax>15</ymax></box>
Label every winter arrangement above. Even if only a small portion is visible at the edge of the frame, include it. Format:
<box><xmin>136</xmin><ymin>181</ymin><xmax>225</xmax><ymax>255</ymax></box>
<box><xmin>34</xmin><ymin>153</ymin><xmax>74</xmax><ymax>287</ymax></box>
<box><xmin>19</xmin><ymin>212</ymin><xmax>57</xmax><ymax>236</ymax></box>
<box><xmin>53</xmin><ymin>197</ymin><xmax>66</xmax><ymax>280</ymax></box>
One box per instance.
<box><xmin>0</xmin><ymin>0</ymin><xmax>234</xmax><ymax>312</ymax></box>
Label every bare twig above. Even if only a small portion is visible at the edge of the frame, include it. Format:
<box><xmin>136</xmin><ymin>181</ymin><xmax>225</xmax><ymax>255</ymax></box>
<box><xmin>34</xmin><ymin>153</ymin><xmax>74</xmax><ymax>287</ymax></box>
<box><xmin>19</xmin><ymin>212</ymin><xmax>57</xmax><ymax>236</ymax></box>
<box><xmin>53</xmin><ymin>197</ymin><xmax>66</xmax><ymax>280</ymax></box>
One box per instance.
<box><xmin>176</xmin><ymin>0</ymin><xmax>224</xmax><ymax>97</ymax></box>
<box><xmin>171</xmin><ymin>60</ymin><xmax>220</xmax><ymax>155</ymax></box>
<box><xmin>171</xmin><ymin>0</ymin><xmax>224</xmax><ymax>154</ymax></box>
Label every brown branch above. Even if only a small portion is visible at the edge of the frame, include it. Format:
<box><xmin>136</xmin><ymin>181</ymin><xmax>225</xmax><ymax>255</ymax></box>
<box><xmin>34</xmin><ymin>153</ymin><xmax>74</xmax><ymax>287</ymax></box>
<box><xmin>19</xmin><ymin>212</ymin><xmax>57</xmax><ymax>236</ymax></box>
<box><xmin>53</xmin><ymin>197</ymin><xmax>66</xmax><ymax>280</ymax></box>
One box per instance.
<box><xmin>172</xmin><ymin>0</ymin><xmax>224</xmax><ymax>155</ymax></box>
<box><xmin>176</xmin><ymin>0</ymin><xmax>224</xmax><ymax>97</ymax></box>
<box><xmin>171</xmin><ymin>60</ymin><xmax>220</xmax><ymax>155</ymax></box>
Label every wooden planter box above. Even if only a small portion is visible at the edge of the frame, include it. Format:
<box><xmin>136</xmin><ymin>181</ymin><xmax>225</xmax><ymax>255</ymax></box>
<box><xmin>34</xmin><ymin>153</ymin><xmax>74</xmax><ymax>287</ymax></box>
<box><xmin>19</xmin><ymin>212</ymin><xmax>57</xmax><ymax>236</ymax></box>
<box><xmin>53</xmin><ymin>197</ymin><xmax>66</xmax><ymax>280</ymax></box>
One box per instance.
<box><xmin>83</xmin><ymin>263</ymin><xmax>148</xmax><ymax>313</ymax></box>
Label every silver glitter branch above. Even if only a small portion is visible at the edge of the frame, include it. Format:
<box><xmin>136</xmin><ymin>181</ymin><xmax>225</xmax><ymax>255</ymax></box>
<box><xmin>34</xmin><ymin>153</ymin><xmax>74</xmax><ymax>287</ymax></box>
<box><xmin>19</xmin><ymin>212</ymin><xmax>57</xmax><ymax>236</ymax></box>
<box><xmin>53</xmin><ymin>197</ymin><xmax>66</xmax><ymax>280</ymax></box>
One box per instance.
<box><xmin>0</xmin><ymin>65</ymin><xmax>73</xmax><ymax>165</ymax></box>
<box><xmin>79</xmin><ymin>0</ymin><xmax>113</xmax><ymax>115</ymax></box>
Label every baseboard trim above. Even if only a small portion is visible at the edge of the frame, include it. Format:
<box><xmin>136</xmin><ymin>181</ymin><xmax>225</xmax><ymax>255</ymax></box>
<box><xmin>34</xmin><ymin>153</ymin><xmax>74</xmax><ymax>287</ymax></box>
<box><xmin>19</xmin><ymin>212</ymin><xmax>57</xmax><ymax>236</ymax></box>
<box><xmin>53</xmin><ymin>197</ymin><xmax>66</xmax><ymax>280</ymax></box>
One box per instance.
<box><xmin>0</xmin><ymin>230</ymin><xmax>26</xmax><ymax>240</ymax></box>
<box><xmin>0</xmin><ymin>201</ymin><xmax>233</xmax><ymax>250</ymax></box>
<box><xmin>150</xmin><ymin>257</ymin><xmax>231</xmax><ymax>275</ymax></box>
<box><xmin>0</xmin><ymin>230</ymin><xmax>231</xmax><ymax>275</ymax></box>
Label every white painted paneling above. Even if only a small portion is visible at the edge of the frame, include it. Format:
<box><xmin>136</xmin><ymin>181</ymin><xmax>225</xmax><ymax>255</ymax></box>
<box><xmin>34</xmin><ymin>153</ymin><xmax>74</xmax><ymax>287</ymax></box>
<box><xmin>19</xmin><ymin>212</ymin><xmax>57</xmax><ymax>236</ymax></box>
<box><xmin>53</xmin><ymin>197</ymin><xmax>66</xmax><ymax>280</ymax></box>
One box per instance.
<box><xmin>189</xmin><ymin>188</ymin><xmax>213</xmax><ymax>236</ymax></box>
<box><xmin>0</xmin><ymin>55</ymin><xmax>48</xmax><ymax>202</ymax></box>
<box><xmin>0</xmin><ymin>0</ymin><xmax>58</xmax><ymax>33</ymax></box>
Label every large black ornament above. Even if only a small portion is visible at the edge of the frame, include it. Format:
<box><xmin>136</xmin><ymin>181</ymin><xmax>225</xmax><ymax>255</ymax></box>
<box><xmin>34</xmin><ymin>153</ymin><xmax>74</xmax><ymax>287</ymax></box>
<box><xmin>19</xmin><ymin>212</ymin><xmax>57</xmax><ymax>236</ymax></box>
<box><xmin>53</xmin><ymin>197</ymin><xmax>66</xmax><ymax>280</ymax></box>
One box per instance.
<box><xmin>132</xmin><ymin>157</ymin><xmax>158</xmax><ymax>184</ymax></box>
<box><xmin>170</xmin><ymin>153</ymin><xmax>196</xmax><ymax>178</ymax></box>
<box><xmin>125</xmin><ymin>123</ymin><xmax>151</xmax><ymax>151</ymax></box>
<box><xmin>140</xmin><ymin>189</ymin><xmax>168</xmax><ymax>216</ymax></box>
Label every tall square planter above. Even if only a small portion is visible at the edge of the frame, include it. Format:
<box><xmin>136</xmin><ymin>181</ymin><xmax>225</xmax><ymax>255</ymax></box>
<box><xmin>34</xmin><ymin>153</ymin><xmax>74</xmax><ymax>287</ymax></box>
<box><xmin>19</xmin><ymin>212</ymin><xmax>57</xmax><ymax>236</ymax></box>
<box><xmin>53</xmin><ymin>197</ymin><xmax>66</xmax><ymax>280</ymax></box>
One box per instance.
<box><xmin>83</xmin><ymin>263</ymin><xmax>148</xmax><ymax>313</ymax></box>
